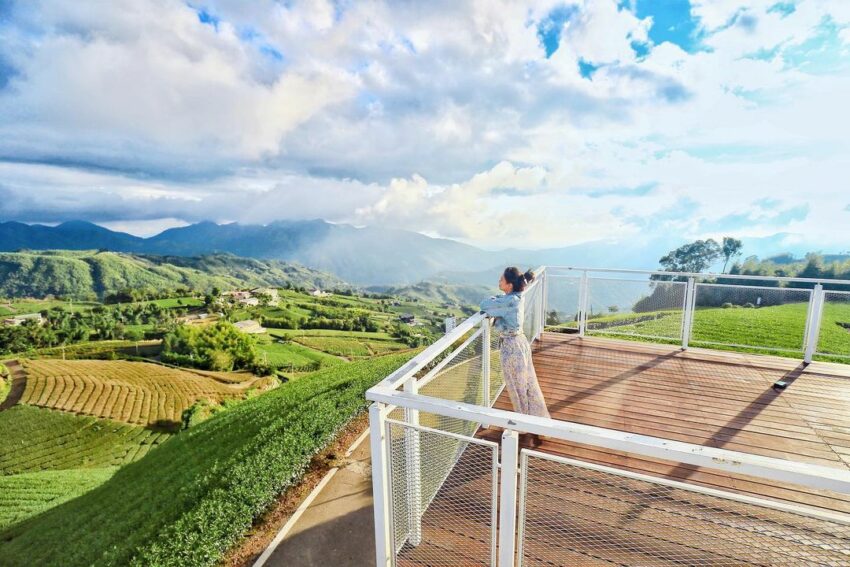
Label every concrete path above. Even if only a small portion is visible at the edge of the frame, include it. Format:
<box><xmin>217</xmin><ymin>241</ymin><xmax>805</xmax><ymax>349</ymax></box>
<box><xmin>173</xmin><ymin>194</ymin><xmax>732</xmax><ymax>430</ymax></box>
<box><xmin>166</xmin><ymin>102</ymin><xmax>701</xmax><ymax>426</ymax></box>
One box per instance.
<box><xmin>257</xmin><ymin>430</ymin><xmax>377</xmax><ymax>567</ymax></box>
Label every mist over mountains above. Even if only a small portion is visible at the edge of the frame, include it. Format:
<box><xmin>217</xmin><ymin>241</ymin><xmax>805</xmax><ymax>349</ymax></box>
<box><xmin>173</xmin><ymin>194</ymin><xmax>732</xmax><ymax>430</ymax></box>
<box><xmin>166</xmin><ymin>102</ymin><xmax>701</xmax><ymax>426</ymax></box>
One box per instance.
<box><xmin>0</xmin><ymin>219</ymin><xmax>834</xmax><ymax>286</ymax></box>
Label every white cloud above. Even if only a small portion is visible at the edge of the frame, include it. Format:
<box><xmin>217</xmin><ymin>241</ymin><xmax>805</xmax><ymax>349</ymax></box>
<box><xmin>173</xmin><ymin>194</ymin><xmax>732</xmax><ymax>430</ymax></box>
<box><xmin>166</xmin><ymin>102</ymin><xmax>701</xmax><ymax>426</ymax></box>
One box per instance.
<box><xmin>0</xmin><ymin>0</ymin><xmax>848</xmax><ymax>252</ymax></box>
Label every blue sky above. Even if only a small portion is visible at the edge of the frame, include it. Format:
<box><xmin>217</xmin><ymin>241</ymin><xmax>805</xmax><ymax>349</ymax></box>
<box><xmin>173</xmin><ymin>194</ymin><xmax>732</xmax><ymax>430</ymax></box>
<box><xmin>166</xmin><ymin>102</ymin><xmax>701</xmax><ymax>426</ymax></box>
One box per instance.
<box><xmin>0</xmin><ymin>0</ymin><xmax>848</xmax><ymax>252</ymax></box>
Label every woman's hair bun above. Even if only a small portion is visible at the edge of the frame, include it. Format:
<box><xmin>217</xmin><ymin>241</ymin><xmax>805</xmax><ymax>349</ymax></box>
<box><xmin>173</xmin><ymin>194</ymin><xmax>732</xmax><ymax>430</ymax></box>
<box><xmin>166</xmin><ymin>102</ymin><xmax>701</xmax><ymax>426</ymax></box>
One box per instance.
<box><xmin>504</xmin><ymin>266</ymin><xmax>534</xmax><ymax>292</ymax></box>
<box><xmin>523</xmin><ymin>269</ymin><xmax>535</xmax><ymax>283</ymax></box>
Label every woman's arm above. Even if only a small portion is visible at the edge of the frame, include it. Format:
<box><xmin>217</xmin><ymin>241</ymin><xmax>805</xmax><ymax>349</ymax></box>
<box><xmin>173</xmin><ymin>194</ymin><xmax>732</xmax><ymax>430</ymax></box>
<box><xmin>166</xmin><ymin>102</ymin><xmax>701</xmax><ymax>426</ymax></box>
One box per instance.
<box><xmin>480</xmin><ymin>294</ymin><xmax>519</xmax><ymax>318</ymax></box>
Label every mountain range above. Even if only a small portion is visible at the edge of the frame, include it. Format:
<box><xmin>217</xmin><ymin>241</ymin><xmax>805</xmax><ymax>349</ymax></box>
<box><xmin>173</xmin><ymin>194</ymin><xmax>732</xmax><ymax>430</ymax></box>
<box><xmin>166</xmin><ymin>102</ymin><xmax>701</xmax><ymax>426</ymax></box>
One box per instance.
<box><xmin>0</xmin><ymin>219</ymin><xmax>840</xmax><ymax>286</ymax></box>
<box><xmin>0</xmin><ymin>250</ymin><xmax>346</xmax><ymax>300</ymax></box>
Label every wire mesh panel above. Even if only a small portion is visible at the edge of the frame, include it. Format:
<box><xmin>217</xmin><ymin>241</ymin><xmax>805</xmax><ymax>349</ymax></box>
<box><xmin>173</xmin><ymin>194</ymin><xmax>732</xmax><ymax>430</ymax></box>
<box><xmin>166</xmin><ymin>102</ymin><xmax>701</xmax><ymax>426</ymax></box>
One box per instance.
<box><xmin>691</xmin><ymin>283</ymin><xmax>812</xmax><ymax>354</ymax></box>
<box><xmin>417</xmin><ymin>329</ymin><xmax>486</xmax><ymax>437</ymax></box>
<box><xmin>488</xmin><ymin>323</ymin><xmax>504</xmax><ymax>407</ymax></box>
<box><xmin>817</xmin><ymin>291</ymin><xmax>850</xmax><ymax>361</ymax></box>
<box><xmin>521</xmin><ymin>281</ymin><xmax>542</xmax><ymax>342</ymax></box>
<box><xmin>585</xmin><ymin>277</ymin><xmax>686</xmax><ymax>341</ymax></box>
<box><xmin>517</xmin><ymin>450</ymin><xmax>850</xmax><ymax>567</ymax></box>
<box><xmin>387</xmin><ymin>420</ymin><xmax>498</xmax><ymax>566</ymax></box>
<box><xmin>544</xmin><ymin>276</ymin><xmax>581</xmax><ymax>331</ymax></box>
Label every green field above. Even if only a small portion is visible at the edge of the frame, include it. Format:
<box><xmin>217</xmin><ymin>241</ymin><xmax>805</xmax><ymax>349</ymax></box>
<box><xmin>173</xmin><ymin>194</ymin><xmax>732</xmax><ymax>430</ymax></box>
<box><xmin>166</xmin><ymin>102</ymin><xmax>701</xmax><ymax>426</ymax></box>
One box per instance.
<box><xmin>0</xmin><ymin>468</ymin><xmax>117</xmax><ymax>530</ymax></box>
<box><xmin>0</xmin><ymin>351</ymin><xmax>416</xmax><ymax>567</ymax></box>
<box><xmin>254</xmin><ymin>336</ymin><xmax>343</xmax><ymax>370</ymax></box>
<box><xmin>0</xmin><ymin>299</ymin><xmax>101</xmax><ymax>316</ymax></box>
<box><xmin>9</xmin><ymin>339</ymin><xmax>161</xmax><ymax>360</ymax></box>
<box><xmin>133</xmin><ymin>297</ymin><xmax>203</xmax><ymax>308</ymax></box>
<box><xmin>293</xmin><ymin>335</ymin><xmax>409</xmax><ymax>358</ymax></box>
<box><xmin>553</xmin><ymin>301</ymin><xmax>850</xmax><ymax>360</ymax></box>
<box><xmin>0</xmin><ymin>406</ymin><xmax>170</xmax><ymax>474</ymax></box>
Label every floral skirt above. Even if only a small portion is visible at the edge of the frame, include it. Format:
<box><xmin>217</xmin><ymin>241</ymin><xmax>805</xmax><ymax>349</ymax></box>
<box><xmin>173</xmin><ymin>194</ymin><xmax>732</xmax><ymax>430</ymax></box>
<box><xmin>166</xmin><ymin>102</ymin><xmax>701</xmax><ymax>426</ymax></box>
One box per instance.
<box><xmin>499</xmin><ymin>331</ymin><xmax>550</xmax><ymax>418</ymax></box>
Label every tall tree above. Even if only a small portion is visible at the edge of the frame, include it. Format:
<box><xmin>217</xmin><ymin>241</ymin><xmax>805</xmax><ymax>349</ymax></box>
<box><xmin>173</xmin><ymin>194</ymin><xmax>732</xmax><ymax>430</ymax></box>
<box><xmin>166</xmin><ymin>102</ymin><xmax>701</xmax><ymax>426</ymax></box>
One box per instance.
<box><xmin>658</xmin><ymin>239</ymin><xmax>722</xmax><ymax>274</ymax></box>
<box><xmin>721</xmin><ymin>237</ymin><xmax>743</xmax><ymax>273</ymax></box>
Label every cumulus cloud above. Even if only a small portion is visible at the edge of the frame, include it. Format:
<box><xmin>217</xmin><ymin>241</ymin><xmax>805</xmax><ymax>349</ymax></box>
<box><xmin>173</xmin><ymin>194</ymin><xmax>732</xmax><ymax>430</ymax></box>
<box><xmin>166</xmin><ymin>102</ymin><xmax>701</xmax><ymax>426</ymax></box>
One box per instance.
<box><xmin>0</xmin><ymin>0</ymin><xmax>848</xmax><ymax>251</ymax></box>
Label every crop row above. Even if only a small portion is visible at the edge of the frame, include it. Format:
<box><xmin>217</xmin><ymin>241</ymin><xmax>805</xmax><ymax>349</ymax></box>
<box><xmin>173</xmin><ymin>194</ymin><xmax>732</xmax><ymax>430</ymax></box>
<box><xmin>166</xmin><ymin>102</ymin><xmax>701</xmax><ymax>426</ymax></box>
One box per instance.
<box><xmin>19</xmin><ymin>360</ymin><xmax>276</xmax><ymax>427</ymax></box>
<box><xmin>0</xmin><ymin>350</ymin><xmax>417</xmax><ymax>566</ymax></box>
<box><xmin>0</xmin><ymin>468</ymin><xmax>116</xmax><ymax>530</ymax></box>
<box><xmin>0</xmin><ymin>406</ymin><xmax>169</xmax><ymax>475</ymax></box>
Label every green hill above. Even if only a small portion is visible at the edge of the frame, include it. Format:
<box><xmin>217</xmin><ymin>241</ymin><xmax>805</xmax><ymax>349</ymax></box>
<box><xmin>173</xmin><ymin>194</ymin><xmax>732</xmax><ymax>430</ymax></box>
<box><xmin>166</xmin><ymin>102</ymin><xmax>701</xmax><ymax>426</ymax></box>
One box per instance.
<box><xmin>0</xmin><ymin>350</ymin><xmax>415</xmax><ymax>566</ymax></box>
<box><xmin>0</xmin><ymin>250</ymin><xmax>348</xmax><ymax>300</ymax></box>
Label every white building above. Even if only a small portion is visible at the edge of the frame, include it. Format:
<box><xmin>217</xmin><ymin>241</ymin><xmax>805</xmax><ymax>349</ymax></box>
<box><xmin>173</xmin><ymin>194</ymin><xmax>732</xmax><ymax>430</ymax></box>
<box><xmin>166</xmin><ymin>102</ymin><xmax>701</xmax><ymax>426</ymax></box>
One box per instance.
<box><xmin>2</xmin><ymin>313</ymin><xmax>44</xmax><ymax>327</ymax></box>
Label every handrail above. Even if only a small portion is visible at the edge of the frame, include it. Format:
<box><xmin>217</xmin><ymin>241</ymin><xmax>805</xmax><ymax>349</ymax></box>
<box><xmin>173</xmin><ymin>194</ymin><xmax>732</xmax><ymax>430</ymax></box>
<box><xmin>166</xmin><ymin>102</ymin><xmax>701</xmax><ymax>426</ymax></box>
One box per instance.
<box><xmin>373</xmin><ymin>312</ymin><xmax>486</xmax><ymax>391</ymax></box>
<box><xmin>547</xmin><ymin>266</ymin><xmax>850</xmax><ymax>286</ymax></box>
<box><xmin>366</xmin><ymin>387</ymin><xmax>850</xmax><ymax>495</ymax></box>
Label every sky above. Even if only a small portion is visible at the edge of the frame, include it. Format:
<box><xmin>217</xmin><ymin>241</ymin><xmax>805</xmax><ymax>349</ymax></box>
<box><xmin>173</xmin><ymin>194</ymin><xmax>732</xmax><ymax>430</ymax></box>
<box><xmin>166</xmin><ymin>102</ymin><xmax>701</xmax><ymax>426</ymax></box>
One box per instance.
<box><xmin>0</xmin><ymin>0</ymin><xmax>848</xmax><ymax>252</ymax></box>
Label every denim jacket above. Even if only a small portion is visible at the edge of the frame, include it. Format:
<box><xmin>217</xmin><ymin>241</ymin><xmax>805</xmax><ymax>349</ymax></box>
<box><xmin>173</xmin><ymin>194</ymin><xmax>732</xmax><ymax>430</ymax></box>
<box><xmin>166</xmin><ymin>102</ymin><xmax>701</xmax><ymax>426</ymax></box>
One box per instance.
<box><xmin>479</xmin><ymin>291</ymin><xmax>523</xmax><ymax>334</ymax></box>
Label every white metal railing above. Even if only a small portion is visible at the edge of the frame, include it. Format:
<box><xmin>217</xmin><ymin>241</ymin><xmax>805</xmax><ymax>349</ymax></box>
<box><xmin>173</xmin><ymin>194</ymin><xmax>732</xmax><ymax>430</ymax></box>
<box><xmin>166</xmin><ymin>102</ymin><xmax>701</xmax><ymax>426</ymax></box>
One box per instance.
<box><xmin>367</xmin><ymin>265</ymin><xmax>850</xmax><ymax>566</ymax></box>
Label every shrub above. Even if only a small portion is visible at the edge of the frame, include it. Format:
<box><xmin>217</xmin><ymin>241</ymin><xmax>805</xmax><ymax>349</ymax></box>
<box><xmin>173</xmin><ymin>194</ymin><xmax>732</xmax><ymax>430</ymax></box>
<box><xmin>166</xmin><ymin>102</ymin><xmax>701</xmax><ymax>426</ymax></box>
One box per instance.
<box><xmin>722</xmin><ymin>302</ymin><xmax>734</xmax><ymax>309</ymax></box>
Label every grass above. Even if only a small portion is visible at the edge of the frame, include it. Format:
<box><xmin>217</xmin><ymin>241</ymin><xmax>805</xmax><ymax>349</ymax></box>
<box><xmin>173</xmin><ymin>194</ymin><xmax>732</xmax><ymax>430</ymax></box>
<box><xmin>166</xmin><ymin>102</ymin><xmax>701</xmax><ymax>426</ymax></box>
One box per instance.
<box><xmin>0</xmin><ymin>406</ymin><xmax>170</xmax><ymax>475</ymax></box>
<box><xmin>293</xmin><ymin>335</ymin><xmax>408</xmax><ymax>358</ymax></box>
<box><xmin>254</xmin><ymin>337</ymin><xmax>343</xmax><ymax>370</ymax></box>
<box><xmin>18</xmin><ymin>359</ymin><xmax>277</xmax><ymax>429</ymax></box>
<box><xmin>0</xmin><ymin>299</ymin><xmax>101</xmax><ymax>316</ymax></box>
<box><xmin>0</xmin><ymin>350</ymin><xmax>417</xmax><ymax>567</ymax></box>
<box><xmin>267</xmin><ymin>328</ymin><xmax>394</xmax><ymax>340</ymax></box>
<box><xmin>133</xmin><ymin>297</ymin><xmax>203</xmax><ymax>308</ymax></box>
<box><xmin>551</xmin><ymin>301</ymin><xmax>850</xmax><ymax>360</ymax></box>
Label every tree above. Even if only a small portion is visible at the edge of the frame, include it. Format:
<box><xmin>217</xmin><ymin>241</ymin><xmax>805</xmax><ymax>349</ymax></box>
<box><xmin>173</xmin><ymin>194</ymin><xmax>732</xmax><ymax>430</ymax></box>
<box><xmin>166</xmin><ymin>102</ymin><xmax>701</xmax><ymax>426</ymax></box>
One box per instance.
<box><xmin>721</xmin><ymin>237</ymin><xmax>743</xmax><ymax>273</ymax></box>
<box><xmin>658</xmin><ymin>239</ymin><xmax>722</xmax><ymax>275</ymax></box>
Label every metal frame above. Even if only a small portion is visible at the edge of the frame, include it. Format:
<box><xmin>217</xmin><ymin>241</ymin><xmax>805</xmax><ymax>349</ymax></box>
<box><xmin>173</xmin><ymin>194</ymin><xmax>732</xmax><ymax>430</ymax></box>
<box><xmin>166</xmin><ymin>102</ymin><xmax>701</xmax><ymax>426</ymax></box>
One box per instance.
<box><xmin>384</xmin><ymin>417</ymin><xmax>499</xmax><ymax>566</ymax></box>
<box><xmin>368</xmin><ymin>264</ymin><xmax>850</xmax><ymax>567</ymax></box>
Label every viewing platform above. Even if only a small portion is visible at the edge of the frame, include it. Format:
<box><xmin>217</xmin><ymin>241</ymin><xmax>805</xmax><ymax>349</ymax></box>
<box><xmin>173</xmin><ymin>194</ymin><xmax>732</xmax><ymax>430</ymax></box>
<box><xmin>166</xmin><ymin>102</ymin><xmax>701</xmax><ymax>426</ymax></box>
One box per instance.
<box><xmin>366</xmin><ymin>266</ymin><xmax>850</xmax><ymax>566</ymax></box>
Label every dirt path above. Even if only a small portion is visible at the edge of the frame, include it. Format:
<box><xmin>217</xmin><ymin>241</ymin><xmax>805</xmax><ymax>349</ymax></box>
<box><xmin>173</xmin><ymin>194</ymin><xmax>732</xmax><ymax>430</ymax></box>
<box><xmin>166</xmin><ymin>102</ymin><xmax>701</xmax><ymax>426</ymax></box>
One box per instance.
<box><xmin>0</xmin><ymin>360</ymin><xmax>27</xmax><ymax>411</ymax></box>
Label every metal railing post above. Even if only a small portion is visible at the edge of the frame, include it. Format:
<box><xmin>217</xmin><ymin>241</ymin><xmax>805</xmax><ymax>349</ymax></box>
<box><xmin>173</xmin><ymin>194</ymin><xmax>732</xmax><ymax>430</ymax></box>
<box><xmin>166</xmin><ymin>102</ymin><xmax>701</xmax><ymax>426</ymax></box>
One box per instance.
<box><xmin>578</xmin><ymin>270</ymin><xmax>589</xmax><ymax>336</ymax></box>
<box><xmin>370</xmin><ymin>403</ymin><xmax>393</xmax><ymax>566</ymax></box>
<box><xmin>482</xmin><ymin>318</ymin><xmax>491</xmax><ymax>407</ymax></box>
<box><xmin>537</xmin><ymin>269</ymin><xmax>546</xmax><ymax>340</ymax></box>
<box><xmin>682</xmin><ymin>277</ymin><xmax>696</xmax><ymax>349</ymax></box>
<box><xmin>403</xmin><ymin>379</ymin><xmax>422</xmax><ymax>546</ymax></box>
<box><xmin>804</xmin><ymin>284</ymin><xmax>825</xmax><ymax>364</ymax></box>
<box><xmin>498</xmin><ymin>430</ymin><xmax>520</xmax><ymax>567</ymax></box>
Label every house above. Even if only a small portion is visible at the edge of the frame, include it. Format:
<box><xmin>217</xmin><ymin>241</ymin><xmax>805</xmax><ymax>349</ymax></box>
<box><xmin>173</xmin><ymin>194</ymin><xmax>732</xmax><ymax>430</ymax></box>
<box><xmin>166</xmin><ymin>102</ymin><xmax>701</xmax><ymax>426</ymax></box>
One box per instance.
<box><xmin>398</xmin><ymin>313</ymin><xmax>415</xmax><ymax>324</ymax></box>
<box><xmin>2</xmin><ymin>313</ymin><xmax>44</xmax><ymax>327</ymax></box>
<box><xmin>233</xmin><ymin>319</ymin><xmax>266</xmax><ymax>334</ymax></box>
<box><xmin>310</xmin><ymin>289</ymin><xmax>331</xmax><ymax>297</ymax></box>
<box><xmin>251</xmin><ymin>288</ymin><xmax>280</xmax><ymax>304</ymax></box>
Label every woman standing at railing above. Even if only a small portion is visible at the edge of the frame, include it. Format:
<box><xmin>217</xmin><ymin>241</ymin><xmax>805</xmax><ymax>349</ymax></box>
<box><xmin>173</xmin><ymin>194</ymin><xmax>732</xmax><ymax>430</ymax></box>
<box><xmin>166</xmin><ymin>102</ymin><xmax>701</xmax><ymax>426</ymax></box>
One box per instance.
<box><xmin>479</xmin><ymin>267</ymin><xmax>550</xmax><ymax>447</ymax></box>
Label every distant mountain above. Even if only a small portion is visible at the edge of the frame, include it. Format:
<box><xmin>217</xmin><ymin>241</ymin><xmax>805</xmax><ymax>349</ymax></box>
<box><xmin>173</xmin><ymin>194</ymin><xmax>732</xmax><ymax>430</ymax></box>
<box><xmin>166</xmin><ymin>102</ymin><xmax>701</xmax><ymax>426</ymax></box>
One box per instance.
<box><xmin>0</xmin><ymin>250</ymin><xmax>346</xmax><ymax>300</ymax></box>
<box><xmin>1</xmin><ymin>220</ymin><xmax>844</xmax><ymax>286</ymax></box>
<box><xmin>0</xmin><ymin>219</ymin><xmax>506</xmax><ymax>285</ymax></box>
<box><xmin>366</xmin><ymin>281</ymin><xmax>494</xmax><ymax>308</ymax></box>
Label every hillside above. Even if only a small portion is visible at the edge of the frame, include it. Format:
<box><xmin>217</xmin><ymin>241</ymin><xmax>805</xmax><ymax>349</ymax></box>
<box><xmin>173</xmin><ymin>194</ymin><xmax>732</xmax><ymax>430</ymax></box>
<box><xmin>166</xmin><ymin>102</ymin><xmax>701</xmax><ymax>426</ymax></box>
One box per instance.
<box><xmin>17</xmin><ymin>359</ymin><xmax>277</xmax><ymax>429</ymax></box>
<box><xmin>4</xmin><ymin>219</ymin><xmax>844</xmax><ymax>285</ymax></box>
<box><xmin>0</xmin><ymin>351</ymin><xmax>416</xmax><ymax>567</ymax></box>
<box><xmin>0</xmin><ymin>249</ymin><xmax>347</xmax><ymax>299</ymax></box>
<box><xmin>367</xmin><ymin>280</ymin><xmax>494</xmax><ymax>307</ymax></box>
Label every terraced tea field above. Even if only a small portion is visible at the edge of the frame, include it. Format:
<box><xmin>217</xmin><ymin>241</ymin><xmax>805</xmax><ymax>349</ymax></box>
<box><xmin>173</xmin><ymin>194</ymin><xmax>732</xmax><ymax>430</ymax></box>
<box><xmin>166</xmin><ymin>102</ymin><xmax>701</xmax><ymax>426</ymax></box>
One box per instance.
<box><xmin>293</xmin><ymin>335</ymin><xmax>409</xmax><ymax>358</ymax></box>
<box><xmin>0</xmin><ymin>468</ymin><xmax>117</xmax><ymax>530</ymax></box>
<box><xmin>0</xmin><ymin>405</ymin><xmax>169</xmax><ymax>474</ymax></box>
<box><xmin>0</xmin><ymin>351</ymin><xmax>417</xmax><ymax>567</ymax></box>
<box><xmin>18</xmin><ymin>359</ymin><xmax>277</xmax><ymax>428</ymax></box>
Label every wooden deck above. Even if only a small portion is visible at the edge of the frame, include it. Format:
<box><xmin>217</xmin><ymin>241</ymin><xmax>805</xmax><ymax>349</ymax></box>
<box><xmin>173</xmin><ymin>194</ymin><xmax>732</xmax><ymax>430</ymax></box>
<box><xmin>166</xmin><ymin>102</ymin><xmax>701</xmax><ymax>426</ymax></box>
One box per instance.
<box><xmin>503</xmin><ymin>332</ymin><xmax>850</xmax><ymax>514</ymax></box>
<box><xmin>397</xmin><ymin>332</ymin><xmax>850</xmax><ymax>566</ymax></box>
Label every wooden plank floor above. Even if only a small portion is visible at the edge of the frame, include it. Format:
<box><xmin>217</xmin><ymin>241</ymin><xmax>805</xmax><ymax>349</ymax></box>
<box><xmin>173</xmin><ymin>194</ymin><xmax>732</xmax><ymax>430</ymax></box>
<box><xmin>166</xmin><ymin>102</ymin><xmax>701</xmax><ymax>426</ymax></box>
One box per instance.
<box><xmin>502</xmin><ymin>333</ymin><xmax>850</xmax><ymax>514</ymax></box>
<box><xmin>397</xmin><ymin>332</ymin><xmax>850</xmax><ymax>566</ymax></box>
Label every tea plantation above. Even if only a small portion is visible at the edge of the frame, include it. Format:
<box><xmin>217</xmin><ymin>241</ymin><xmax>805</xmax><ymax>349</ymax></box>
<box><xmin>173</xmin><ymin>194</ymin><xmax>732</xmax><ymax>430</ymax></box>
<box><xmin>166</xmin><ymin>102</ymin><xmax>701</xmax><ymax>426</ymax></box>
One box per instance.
<box><xmin>0</xmin><ymin>350</ymin><xmax>415</xmax><ymax>566</ymax></box>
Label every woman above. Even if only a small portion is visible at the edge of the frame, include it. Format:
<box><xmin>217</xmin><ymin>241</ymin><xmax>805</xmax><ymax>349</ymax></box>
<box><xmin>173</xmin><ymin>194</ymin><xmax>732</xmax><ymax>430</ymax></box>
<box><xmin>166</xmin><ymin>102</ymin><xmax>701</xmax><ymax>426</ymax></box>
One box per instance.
<box><xmin>479</xmin><ymin>267</ymin><xmax>549</xmax><ymax>447</ymax></box>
